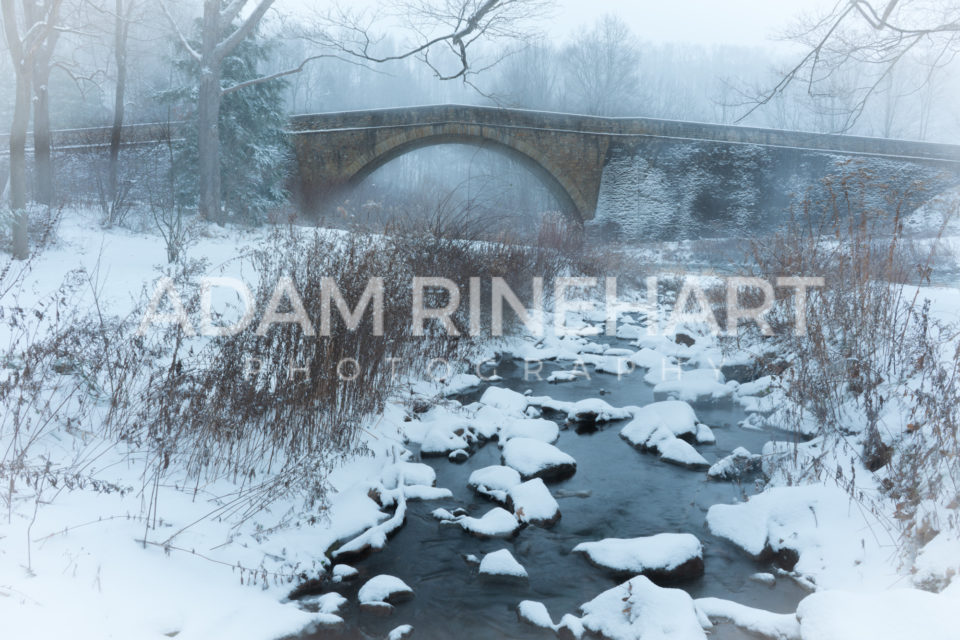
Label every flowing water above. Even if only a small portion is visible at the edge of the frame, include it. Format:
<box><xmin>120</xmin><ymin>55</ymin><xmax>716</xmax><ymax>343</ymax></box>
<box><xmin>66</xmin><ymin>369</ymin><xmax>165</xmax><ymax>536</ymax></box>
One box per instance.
<box><xmin>294</xmin><ymin>342</ymin><xmax>809</xmax><ymax>639</ymax></box>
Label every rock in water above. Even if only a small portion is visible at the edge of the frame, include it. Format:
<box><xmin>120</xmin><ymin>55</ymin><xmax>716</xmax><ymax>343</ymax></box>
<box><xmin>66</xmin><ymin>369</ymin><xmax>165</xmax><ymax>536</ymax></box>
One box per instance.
<box><xmin>388</xmin><ymin>624</ymin><xmax>414</xmax><ymax>640</ymax></box>
<box><xmin>358</xmin><ymin>575</ymin><xmax>414</xmax><ymax>606</ymax></box>
<box><xmin>448</xmin><ymin>448</ymin><xmax>470</xmax><ymax>463</ymax></box>
<box><xmin>507</xmin><ymin>478</ymin><xmax>561</xmax><ymax>526</ymax></box>
<box><xmin>657</xmin><ymin>437</ymin><xmax>710</xmax><ymax>469</ymax></box>
<box><xmin>579</xmin><ymin>576</ymin><xmax>707</xmax><ymax>640</ymax></box>
<box><xmin>478</xmin><ymin>549</ymin><xmax>528</xmax><ymax>579</ymax></box>
<box><xmin>456</xmin><ymin>507</ymin><xmax>522</xmax><ymax>538</ymax></box>
<box><xmin>573</xmin><ymin>533</ymin><xmax>704</xmax><ymax>582</ymax></box>
<box><xmin>517</xmin><ymin>600</ymin><xmax>554</xmax><ymax>629</ymax></box>
<box><xmin>707</xmin><ymin>447</ymin><xmax>762</xmax><ymax>480</ymax></box>
<box><xmin>501</xmin><ymin>437</ymin><xmax>577</xmax><ymax>481</ymax></box>
<box><xmin>467</xmin><ymin>465</ymin><xmax>522</xmax><ymax>504</ymax></box>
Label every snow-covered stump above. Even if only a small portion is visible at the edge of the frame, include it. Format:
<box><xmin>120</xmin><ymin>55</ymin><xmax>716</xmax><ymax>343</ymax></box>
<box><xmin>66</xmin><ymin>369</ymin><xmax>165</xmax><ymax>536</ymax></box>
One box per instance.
<box><xmin>573</xmin><ymin>533</ymin><xmax>704</xmax><ymax>582</ymax></box>
<box><xmin>506</xmin><ymin>478</ymin><xmax>561</xmax><ymax>527</ymax></box>
<box><xmin>501</xmin><ymin>437</ymin><xmax>577</xmax><ymax>482</ymax></box>
<box><xmin>579</xmin><ymin>576</ymin><xmax>707</xmax><ymax>640</ymax></box>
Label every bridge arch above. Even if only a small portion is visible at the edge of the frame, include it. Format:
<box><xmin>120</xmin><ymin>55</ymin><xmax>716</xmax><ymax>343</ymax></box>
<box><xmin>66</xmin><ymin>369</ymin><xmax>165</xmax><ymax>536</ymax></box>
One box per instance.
<box><xmin>334</xmin><ymin>124</ymin><xmax>591</xmax><ymax>222</ymax></box>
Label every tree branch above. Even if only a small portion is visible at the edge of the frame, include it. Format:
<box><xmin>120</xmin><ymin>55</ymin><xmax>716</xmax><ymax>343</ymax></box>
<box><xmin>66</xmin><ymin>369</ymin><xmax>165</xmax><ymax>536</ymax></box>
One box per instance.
<box><xmin>157</xmin><ymin>0</ymin><xmax>200</xmax><ymax>62</ymax></box>
<box><xmin>216</xmin><ymin>0</ymin><xmax>275</xmax><ymax>60</ymax></box>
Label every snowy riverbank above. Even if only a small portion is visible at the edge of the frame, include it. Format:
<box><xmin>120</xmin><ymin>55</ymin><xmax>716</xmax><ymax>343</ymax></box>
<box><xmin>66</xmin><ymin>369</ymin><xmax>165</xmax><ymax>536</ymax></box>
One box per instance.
<box><xmin>2</xmin><ymin>211</ymin><xmax>959</xmax><ymax>640</ymax></box>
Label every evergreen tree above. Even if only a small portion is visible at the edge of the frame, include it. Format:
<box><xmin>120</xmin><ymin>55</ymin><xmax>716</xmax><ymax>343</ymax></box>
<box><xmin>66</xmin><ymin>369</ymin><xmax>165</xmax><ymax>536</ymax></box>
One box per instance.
<box><xmin>163</xmin><ymin>22</ymin><xmax>290</xmax><ymax>225</ymax></box>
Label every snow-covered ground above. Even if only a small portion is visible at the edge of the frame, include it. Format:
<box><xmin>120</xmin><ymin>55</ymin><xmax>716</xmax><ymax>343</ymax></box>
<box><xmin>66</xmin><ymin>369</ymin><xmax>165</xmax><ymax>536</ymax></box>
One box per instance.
<box><xmin>2</xmin><ymin>211</ymin><xmax>959</xmax><ymax>640</ymax></box>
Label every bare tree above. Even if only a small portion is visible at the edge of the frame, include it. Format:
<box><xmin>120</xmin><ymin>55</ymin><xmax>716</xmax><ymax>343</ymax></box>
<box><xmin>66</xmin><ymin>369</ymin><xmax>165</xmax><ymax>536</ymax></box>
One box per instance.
<box><xmin>158</xmin><ymin>0</ymin><xmax>544</xmax><ymax>225</ymax></box>
<box><xmin>562</xmin><ymin>14</ymin><xmax>642</xmax><ymax>116</ymax></box>
<box><xmin>2</xmin><ymin>0</ymin><xmax>64</xmax><ymax>259</ymax></box>
<box><xmin>107</xmin><ymin>0</ymin><xmax>137</xmax><ymax>201</ymax></box>
<box><xmin>29</xmin><ymin>0</ymin><xmax>62</xmax><ymax>207</ymax></box>
<box><xmin>742</xmin><ymin>0</ymin><xmax>960</xmax><ymax>132</ymax></box>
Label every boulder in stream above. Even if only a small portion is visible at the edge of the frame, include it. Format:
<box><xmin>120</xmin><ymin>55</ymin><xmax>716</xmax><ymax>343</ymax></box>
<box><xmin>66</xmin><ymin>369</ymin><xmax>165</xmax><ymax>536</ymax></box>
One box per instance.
<box><xmin>501</xmin><ymin>437</ymin><xmax>577</xmax><ymax>482</ymax></box>
<box><xmin>573</xmin><ymin>533</ymin><xmax>705</xmax><ymax>582</ymax></box>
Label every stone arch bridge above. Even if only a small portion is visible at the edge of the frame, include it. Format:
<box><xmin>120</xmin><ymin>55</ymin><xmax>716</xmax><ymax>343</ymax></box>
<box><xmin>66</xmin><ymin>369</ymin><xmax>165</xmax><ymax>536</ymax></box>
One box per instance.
<box><xmin>289</xmin><ymin>104</ymin><xmax>960</xmax><ymax>237</ymax></box>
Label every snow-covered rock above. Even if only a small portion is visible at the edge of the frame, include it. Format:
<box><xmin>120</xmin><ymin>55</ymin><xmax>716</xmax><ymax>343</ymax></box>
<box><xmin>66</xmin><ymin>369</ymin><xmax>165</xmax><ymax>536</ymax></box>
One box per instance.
<box><xmin>380</xmin><ymin>462</ymin><xmax>435</xmax><ymax>489</ymax></box>
<box><xmin>796</xmin><ymin>588</ymin><xmax>960</xmax><ymax>640</ymax></box>
<box><xmin>573</xmin><ymin>533</ymin><xmax>704</xmax><ymax>581</ymax></box>
<box><xmin>388</xmin><ymin>624</ymin><xmax>414</xmax><ymax>640</ymax></box>
<box><xmin>299</xmin><ymin>591</ymin><xmax>347</xmax><ymax>626</ymax></box>
<box><xmin>479</xmin><ymin>386</ymin><xmax>529</xmax><ymax>415</ymax></box>
<box><xmin>358</xmin><ymin>575</ymin><xmax>413</xmax><ymax>605</ymax></box>
<box><xmin>431</xmin><ymin>507</ymin><xmax>456</xmax><ymax>521</ymax></box>
<box><xmin>547</xmin><ymin>369</ymin><xmax>588</xmax><ymax>383</ymax></box>
<box><xmin>620</xmin><ymin>401</ymin><xmax>701</xmax><ymax>445</ymax></box>
<box><xmin>750</xmin><ymin>572</ymin><xmax>776</xmax><ymax>586</ymax></box>
<box><xmin>331</xmin><ymin>564</ymin><xmax>358</xmax><ymax>583</ymax></box>
<box><xmin>557</xmin><ymin>614</ymin><xmax>586</xmax><ymax>639</ymax></box>
<box><xmin>913</xmin><ymin>532</ymin><xmax>960</xmax><ymax>591</ymax></box>
<box><xmin>517</xmin><ymin>600</ymin><xmax>554</xmax><ymax>629</ymax></box>
<box><xmin>502</xmin><ymin>437</ymin><xmax>577</xmax><ymax>481</ymax></box>
<box><xmin>565</xmin><ymin>398</ymin><xmax>633</xmax><ymax>424</ymax></box>
<box><xmin>579</xmin><ymin>576</ymin><xmax>707</xmax><ymax>640</ymax></box>
<box><xmin>442</xmin><ymin>373</ymin><xmax>481</xmax><ymax>395</ymax></box>
<box><xmin>478</xmin><ymin>549</ymin><xmax>528</xmax><ymax>579</ymax></box>
<box><xmin>456</xmin><ymin>507</ymin><xmax>521</xmax><ymax>538</ymax></box>
<box><xmin>695</xmin><ymin>423</ymin><xmax>715</xmax><ymax>444</ymax></box>
<box><xmin>420</xmin><ymin>423</ymin><xmax>471</xmax><ymax>456</ymax></box>
<box><xmin>507</xmin><ymin>478</ymin><xmax>561</xmax><ymax>526</ymax></box>
<box><xmin>619</xmin><ymin>401</ymin><xmax>710</xmax><ymax>469</ymax></box>
<box><xmin>333</xmin><ymin>494</ymin><xmax>406</xmax><ymax>562</ymax></box>
<box><xmin>468</xmin><ymin>465</ymin><xmax>522</xmax><ymax>503</ymax></box>
<box><xmin>594</xmin><ymin>356</ymin><xmax>634</xmax><ymax>376</ymax></box>
<box><xmin>706</xmin><ymin>484</ymin><xmax>895</xmax><ymax>587</ymax></box>
<box><xmin>448</xmin><ymin>448</ymin><xmax>469</xmax><ymax>463</ymax></box>
<box><xmin>499</xmin><ymin>417</ymin><xmax>560</xmax><ymax>444</ymax></box>
<box><xmin>628</xmin><ymin>348</ymin><xmax>669</xmax><ymax>370</ymax></box>
<box><xmin>707</xmin><ymin>447</ymin><xmax>762</xmax><ymax>481</ymax></box>
<box><xmin>651</xmin><ymin>367</ymin><xmax>738</xmax><ymax>404</ymax></box>
<box><xmin>657</xmin><ymin>437</ymin><xmax>709</xmax><ymax>469</ymax></box>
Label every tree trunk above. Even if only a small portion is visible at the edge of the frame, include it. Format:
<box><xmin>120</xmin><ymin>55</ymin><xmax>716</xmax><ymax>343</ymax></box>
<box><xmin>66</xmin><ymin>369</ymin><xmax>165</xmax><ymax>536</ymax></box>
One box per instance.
<box><xmin>108</xmin><ymin>0</ymin><xmax>128</xmax><ymax>200</ymax></box>
<box><xmin>10</xmin><ymin>68</ymin><xmax>32</xmax><ymax>260</ymax></box>
<box><xmin>32</xmin><ymin>50</ymin><xmax>55</xmax><ymax>207</ymax></box>
<box><xmin>197</xmin><ymin>0</ymin><xmax>223</xmax><ymax>224</ymax></box>
<box><xmin>197</xmin><ymin>71</ymin><xmax>223</xmax><ymax>224</ymax></box>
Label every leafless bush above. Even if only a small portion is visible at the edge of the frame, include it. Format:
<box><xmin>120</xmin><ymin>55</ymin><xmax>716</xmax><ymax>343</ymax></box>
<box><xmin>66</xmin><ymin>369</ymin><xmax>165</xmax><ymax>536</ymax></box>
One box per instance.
<box><xmin>0</xmin><ymin>250</ymin><xmax>133</xmax><ymax>576</ymax></box>
<box><xmin>745</xmin><ymin>167</ymin><xmax>960</xmax><ymax>552</ymax></box>
<box><xmin>97</xmin><ymin>174</ymin><xmax>135</xmax><ymax>229</ymax></box>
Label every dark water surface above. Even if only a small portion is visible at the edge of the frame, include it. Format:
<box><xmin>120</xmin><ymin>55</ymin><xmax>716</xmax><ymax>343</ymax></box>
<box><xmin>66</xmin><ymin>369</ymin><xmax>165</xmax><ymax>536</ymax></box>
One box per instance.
<box><xmin>294</xmin><ymin>348</ymin><xmax>809</xmax><ymax>639</ymax></box>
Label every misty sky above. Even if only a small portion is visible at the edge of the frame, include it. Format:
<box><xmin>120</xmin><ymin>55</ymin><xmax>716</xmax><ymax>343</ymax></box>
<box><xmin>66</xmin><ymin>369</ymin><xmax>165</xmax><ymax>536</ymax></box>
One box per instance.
<box><xmin>280</xmin><ymin>0</ymin><xmax>835</xmax><ymax>48</ymax></box>
<box><xmin>546</xmin><ymin>0</ymin><xmax>833</xmax><ymax>46</ymax></box>
<box><xmin>284</xmin><ymin>0</ymin><xmax>836</xmax><ymax>48</ymax></box>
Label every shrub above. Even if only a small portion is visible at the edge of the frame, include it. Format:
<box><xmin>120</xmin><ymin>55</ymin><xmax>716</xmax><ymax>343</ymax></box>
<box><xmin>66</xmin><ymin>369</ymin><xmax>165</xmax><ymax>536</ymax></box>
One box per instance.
<box><xmin>744</xmin><ymin>167</ymin><xmax>960</xmax><ymax>552</ymax></box>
